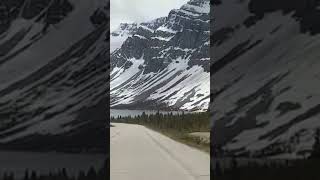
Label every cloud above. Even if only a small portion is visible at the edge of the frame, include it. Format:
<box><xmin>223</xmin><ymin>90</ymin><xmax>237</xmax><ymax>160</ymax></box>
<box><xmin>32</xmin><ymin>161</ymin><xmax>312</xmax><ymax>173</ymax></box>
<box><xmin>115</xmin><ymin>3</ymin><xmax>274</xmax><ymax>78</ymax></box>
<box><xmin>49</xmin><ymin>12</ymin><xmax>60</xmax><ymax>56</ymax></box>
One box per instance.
<box><xmin>110</xmin><ymin>0</ymin><xmax>189</xmax><ymax>31</ymax></box>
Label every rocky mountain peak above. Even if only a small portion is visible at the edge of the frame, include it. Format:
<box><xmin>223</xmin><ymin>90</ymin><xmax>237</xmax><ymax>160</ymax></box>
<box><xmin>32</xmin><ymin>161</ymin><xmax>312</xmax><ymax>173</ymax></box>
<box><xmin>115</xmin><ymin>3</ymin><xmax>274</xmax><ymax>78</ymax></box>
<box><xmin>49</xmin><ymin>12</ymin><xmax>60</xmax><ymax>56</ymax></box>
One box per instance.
<box><xmin>110</xmin><ymin>0</ymin><xmax>210</xmax><ymax>111</ymax></box>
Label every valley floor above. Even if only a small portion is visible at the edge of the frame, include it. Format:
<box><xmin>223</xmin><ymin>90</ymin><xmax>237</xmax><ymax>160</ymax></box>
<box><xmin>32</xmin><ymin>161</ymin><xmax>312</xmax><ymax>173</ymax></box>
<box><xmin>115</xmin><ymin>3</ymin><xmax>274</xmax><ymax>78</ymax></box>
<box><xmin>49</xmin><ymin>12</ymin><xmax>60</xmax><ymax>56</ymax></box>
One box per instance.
<box><xmin>110</xmin><ymin>123</ymin><xmax>210</xmax><ymax>180</ymax></box>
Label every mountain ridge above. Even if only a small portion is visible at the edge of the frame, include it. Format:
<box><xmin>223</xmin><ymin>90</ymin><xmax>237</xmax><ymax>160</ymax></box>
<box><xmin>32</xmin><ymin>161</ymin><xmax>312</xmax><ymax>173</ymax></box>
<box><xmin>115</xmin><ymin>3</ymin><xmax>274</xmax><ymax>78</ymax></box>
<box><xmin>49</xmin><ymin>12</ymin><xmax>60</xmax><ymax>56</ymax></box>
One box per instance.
<box><xmin>212</xmin><ymin>0</ymin><xmax>320</xmax><ymax>158</ymax></box>
<box><xmin>0</xmin><ymin>0</ymin><xmax>108</xmax><ymax>152</ymax></box>
<box><xmin>110</xmin><ymin>0</ymin><xmax>210</xmax><ymax>111</ymax></box>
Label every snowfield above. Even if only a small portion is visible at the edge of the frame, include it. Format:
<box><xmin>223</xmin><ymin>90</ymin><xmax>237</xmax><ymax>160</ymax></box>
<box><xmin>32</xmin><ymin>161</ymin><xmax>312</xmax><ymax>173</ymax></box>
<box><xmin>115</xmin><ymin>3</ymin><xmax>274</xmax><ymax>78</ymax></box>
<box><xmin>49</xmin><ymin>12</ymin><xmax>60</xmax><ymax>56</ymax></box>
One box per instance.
<box><xmin>110</xmin><ymin>0</ymin><xmax>210</xmax><ymax>111</ymax></box>
<box><xmin>212</xmin><ymin>0</ymin><xmax>320</xmax><ymax>158</ymax></box>
<box><xmin>0</xmin><ymin>0</ymin><xmax>108</xmax><ymax>150</ymax></box>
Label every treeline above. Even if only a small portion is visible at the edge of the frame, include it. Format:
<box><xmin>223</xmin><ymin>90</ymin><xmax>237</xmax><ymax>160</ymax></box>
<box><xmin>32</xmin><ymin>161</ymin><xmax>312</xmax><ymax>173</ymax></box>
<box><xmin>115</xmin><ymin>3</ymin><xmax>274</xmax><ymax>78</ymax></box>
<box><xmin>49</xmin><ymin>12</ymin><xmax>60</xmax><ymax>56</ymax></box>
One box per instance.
<box><xmin>213</xmin><ymin>128</ymin><xmax>320</xmax><ymax>179</ymax></box>
<box><xmin>0</xmin><ymin>160</ymin><xmax>108</xmax><ymax>180</ymax></box>
<box><xmin>213</xmin><ymin>158</ymin><xmax>320</xmax><ymax>180</ymax></box>
<box><xmin>111</xmin><ymin>111</ymin><xmax>210</xmax><ymax>152</ymax></box>
<box><xmin>111</xmin><ymin>111</ymin><xmax>210</xmax><ymax>133</ymax></box>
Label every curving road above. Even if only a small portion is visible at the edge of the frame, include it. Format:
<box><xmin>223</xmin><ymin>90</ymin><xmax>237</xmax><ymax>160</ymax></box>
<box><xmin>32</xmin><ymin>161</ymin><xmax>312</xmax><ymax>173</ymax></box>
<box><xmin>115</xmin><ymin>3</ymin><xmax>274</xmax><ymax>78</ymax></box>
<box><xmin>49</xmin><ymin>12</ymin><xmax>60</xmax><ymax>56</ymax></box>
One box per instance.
<box><xmin>110</xmin><ymin>123</ymin><xmax>210</xmax><ymax>180</ymax></box>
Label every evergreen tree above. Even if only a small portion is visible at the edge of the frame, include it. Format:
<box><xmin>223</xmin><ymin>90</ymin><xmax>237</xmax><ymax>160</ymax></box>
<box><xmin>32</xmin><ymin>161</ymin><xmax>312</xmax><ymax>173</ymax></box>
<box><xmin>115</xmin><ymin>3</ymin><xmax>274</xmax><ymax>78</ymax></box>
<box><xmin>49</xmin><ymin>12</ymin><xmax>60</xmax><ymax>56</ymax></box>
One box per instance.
<box><xmin>3</xmin><ymin>172</ymin><xmax>8</xmax><ymax>180</ymax></box>
<box><xmin>86</xmin><ymin>167</ymin><xmax>97</xmax><ymax>180</ymax></box>
<box><xmin>30</xmin><ymin>170</ymin><xmax>37</xmax><ymax>180</ymax></box>
<box><xmin>61</xmin><ymin>168</ymin><xmax>68</xmax><ymax>180</ymax></box>
<box><xmin>214</xmin><ymin>161</ymin><xmax>223</xmax><ymax>176</ymax></box>
<box><xmin>24</xmin><ymin>169</ymin><xmax>29</xmax><ymax>180</ymax></box>
<box><xmin>231</xmin><ymin>157</ymin><xmax>238</xmax><ymax>170</ymax></box>
<box><xmin>77</xmin><ymin>171</ymin><xmax>86</xmax><ymax>180</ymax></box>
<box><xmin>7</xmin><ymin>173</ymin><xmax>14</xmax><ymax>180</ymax></box>
<box><xmin>97</xmin><ymin>160</ymin><xmax>108</xmax><ymax>179</ymax></box>
<box><xmin>311</xmin><ymin>128</ymin><xmax>320</xmax><ymax>158</ymax></box>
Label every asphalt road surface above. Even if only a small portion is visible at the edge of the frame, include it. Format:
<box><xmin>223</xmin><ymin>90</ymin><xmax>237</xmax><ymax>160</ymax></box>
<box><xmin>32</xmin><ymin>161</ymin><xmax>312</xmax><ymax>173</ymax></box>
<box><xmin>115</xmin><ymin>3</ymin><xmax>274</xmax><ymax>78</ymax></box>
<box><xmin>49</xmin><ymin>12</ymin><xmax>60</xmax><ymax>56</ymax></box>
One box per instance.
<box><xmin>110</xmin><ymin>123</ymin><xmax>210</xmax><ymax>180</ymax></box>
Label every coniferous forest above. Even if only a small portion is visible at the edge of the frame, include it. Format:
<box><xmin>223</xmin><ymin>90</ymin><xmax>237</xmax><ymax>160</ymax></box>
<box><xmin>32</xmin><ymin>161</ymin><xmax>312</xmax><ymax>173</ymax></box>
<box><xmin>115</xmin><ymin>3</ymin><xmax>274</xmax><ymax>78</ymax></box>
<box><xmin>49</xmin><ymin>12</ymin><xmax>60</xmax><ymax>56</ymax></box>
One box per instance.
<box><xmin>213</xmin><ymin>128</ymin><xmax>320</xmax><ymax>180</ymax></box>
<box><xmin>111</xmin><ymin>112</ymin><xmax>210</xmax><ymax>152</ymax></box>
<box><xmin>213</xmin><ymin>158</ymin><xmax>320</xmax><ymax>180</ymax></box>
<box><xmin>0</xmin><ymin>159</ymin><xmax>108</xmax><ymax>180</ymax></box>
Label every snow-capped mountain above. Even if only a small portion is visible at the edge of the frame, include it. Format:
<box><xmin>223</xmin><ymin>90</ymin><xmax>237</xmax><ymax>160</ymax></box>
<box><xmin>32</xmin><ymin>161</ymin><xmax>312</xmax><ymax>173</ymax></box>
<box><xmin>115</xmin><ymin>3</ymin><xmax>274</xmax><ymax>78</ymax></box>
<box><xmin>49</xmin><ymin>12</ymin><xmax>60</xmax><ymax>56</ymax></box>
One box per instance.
<box><xmin>212</xmin><ymin>0</ymin><xmax>320</xmax><ymax>158</ymax></box>
<box><xmin>110</xmin><ymin>0</ymin><xmax>210</xmax><ymax>111</ymax></box>
<box><xmin>0</xmin><ymin>0</ymin><xmax>108</xmax><ymax>151</ymax></box>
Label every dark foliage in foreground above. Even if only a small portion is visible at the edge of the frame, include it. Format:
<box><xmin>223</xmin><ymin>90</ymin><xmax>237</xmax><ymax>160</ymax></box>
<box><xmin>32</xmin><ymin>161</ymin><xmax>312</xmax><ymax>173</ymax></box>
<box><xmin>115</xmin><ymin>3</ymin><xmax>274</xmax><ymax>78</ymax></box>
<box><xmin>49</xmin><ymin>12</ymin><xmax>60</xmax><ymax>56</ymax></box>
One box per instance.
<box><xmin>213</xmin><ymin>158</ymin><xmax>320</xmax><ymax>180</ymax></box>
<box><xmin>213</xmin><ymin>128</ymin><xmax>320</xmax><ymax>180</ymax></box>
<box><xmin>0</xmin><ymin>160</ymin><xmax>108</xmax><ymax>180</ymax></box>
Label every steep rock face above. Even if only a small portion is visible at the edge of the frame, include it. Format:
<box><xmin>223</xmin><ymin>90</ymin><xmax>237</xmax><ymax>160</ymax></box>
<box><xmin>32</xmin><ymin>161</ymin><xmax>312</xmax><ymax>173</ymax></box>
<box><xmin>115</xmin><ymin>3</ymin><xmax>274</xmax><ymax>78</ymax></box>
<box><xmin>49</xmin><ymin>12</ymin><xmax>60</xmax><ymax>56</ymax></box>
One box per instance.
<box><xmin>212</xmin><ymin>0</ymin><xmax>320</xmax><ymax>158</ymax></box>
<box><xmin>0</xmin><ymin>0</ymin><xmax>108</xmax><ymax>152</ymax></box>
<box><xmin>110</xmin><ymin>0</ymin><xmax>210</xmax><ymax>111</ymax></box>
<box><xmin>0</xmin><ymin>0</ymin><xmax>74</xmax><ymax>34</ymax></box>
<box><xmin>110</xmin><ymin>22</ymin><xmax>139</xmax><ymax>53</ymax></box>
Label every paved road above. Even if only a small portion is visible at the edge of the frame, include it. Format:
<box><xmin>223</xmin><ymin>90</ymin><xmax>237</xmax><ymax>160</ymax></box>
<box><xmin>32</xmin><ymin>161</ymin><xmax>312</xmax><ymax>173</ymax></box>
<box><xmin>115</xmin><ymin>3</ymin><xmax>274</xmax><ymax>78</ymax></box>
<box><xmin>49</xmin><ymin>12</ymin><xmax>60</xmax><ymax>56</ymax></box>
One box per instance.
<box><xmin>110</xmin><ymin>123</ymin><xmax>210</xmax><ymax>180</ymax></box>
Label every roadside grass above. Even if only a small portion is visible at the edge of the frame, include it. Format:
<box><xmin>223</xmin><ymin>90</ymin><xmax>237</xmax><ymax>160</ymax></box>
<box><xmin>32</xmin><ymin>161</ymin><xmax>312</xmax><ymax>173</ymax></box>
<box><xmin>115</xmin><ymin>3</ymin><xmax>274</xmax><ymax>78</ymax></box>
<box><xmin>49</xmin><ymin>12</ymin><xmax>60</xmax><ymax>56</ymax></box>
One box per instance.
<box><xmin>148</xmin><ymin>127</ymin><xmax>210</xmax><ymax>153</ymax></box>
<box><xmin>110</xmin><ymin>112</ymin><xmax>210</xmax><ymax>153</ymax></box>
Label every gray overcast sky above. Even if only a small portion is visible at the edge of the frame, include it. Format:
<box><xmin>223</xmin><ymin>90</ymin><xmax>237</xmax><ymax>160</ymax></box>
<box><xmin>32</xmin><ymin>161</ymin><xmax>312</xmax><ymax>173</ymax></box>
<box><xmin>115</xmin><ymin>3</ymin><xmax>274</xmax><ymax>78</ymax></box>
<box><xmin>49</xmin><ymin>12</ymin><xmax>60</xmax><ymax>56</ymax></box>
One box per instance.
<box><xmin>111</xmin><ymin>0</ymin><xmax>189</xmax><ymax>31</ymax></box>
